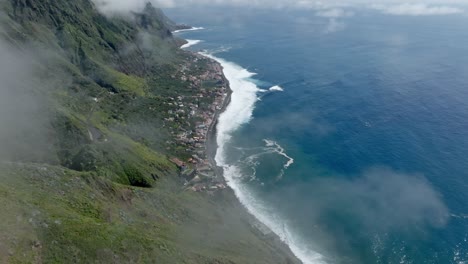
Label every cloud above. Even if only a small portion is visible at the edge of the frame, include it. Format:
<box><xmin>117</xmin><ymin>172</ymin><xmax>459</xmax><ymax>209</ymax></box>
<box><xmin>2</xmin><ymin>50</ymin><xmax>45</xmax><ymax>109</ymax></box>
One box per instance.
<box><xmin>270</xmin><ymin>167</ymin><xmax>449</xmax><ymax>258</ymax></box>
<box><xmin>248</xmin><ymin>110</ymin><xmax>334</xmax><ymax>138</ymax></box>
<box><xmin>373</xmin><ymin>3</ymin><xmax>464</xmax><ymax>15</ymax></box>
<box><xmin>316</xmin><ymin>8</ymin><xmax>354</xmax><ymax>18</ymax></box>
<box><xmin>331</xmin><ymin>167</ymin><xmax>449</xmax><ymax>230</ymax></box>
<box><xmin>0</xmin><ymin>40</ymin><xmax>58</xmax><ymax>163</ymax></box>
<box><xmin>324</xmin><ymin>18</ymin><xmax>346</xmax><ymax>33</ymax></box>
<box><xmin>91</xmin><ymin>0</ymin><xmax>184</xmax><ymax>15</ymax></box>
<box><xmin>279</xmin><ymin>167</ymin><xmax>449</xmax><ymax>231</ymax></box>
<box><xmin>315</xmin><ymin>8</ymin><xmax>354</xmax><ymax>34</ymax></box>
<box><xmin>90</xmin><ymin>0</ymin><xmax>467</xmax><ymax>18</ymax></box>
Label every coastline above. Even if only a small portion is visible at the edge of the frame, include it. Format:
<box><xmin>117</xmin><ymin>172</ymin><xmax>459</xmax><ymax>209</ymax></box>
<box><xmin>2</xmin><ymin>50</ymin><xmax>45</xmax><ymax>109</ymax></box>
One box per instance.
<box><xmin>196</xmin><ymin>50</ymin><xmax>325</xmax><ymax>264</ymax></box>
<box><xmin>198</xmin><ymin>54</ymin><xmax>302</xmax><ymax>263</ymax></box>
<box><xmin>174</xmin><ymin>27</ymin><xmax>301</xmax><ymax>263</ymax></box>
<box><xmin>204</xmin><ymin>59</ymin><xmax>231</xmax><ymax>181</ymax></box>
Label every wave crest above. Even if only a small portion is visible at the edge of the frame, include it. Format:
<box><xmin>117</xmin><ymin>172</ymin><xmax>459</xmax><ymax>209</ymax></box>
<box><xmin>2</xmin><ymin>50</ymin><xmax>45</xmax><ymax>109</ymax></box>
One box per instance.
<box><xmin>269</xmin><ymin>85</ymin><xmax>284</xmax><ymax>92</ymax></box>
<box><xmin>173</xmin><ymin>26</ymin><xmax>205</xmax><ymax>33</ymax></box>
<box><xmin>181</xmin><ymin>39</ymin><xmax>202</xmax><ymax>49</ymax></box>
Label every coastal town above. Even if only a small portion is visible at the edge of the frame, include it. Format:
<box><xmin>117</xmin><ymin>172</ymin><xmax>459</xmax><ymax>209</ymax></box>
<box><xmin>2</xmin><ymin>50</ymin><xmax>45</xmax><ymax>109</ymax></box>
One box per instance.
<box><xmin>165</xmin><ymin>53</ymin><xmax>230</xmax><ymax>193</ymax></box>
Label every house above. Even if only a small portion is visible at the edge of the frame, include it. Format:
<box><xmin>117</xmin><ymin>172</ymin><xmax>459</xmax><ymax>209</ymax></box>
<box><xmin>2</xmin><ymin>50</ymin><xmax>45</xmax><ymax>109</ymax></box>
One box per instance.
<box><xmin>170</xmin><ymin>158</ymin><xmax>186</xmax><ymax>169</ymax></box>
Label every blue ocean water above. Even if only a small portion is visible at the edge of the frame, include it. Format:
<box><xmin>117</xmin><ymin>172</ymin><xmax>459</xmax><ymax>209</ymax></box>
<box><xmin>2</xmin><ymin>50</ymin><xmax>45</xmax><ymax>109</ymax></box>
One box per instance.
<box><xmin>168</xmin><ymin>7</ymin><xmax>468</xmax><ymax>264</ymax></box>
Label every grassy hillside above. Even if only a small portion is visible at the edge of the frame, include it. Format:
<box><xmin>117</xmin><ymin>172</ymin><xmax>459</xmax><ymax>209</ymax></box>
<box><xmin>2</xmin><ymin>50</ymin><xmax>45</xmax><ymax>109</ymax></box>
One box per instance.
<box><xmin>0</xmin><ymin>0</ymin><xmax>299</xmax><ymax>263</ymax></box>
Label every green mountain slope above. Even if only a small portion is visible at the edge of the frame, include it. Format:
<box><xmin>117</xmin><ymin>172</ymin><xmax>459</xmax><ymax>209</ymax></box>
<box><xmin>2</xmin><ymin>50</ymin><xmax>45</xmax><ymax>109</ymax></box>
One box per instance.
<box><xmin>0</xmin><ymin>0</ymin><xmax>300</xmax><ymax>263</ymax></box>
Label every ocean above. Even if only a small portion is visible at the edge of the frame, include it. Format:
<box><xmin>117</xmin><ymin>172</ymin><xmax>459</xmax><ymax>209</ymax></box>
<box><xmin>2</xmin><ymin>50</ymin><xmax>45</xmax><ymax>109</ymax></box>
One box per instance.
<box><xmin>168</xmin><ymin>7</ymin><xmax>468</xmax><ymax>264</ymax></box>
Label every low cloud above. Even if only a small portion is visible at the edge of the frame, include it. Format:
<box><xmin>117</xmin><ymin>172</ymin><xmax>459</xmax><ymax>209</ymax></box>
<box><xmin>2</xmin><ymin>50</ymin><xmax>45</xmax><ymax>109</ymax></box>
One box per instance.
<box><xmin>373</xmin><ymin>3</ymin><xmax>464</xmax><ymax>15</ymax></box>
<box><xmin>90</xmin><ymin>0</ymin><xmax>467</xmax><ymax>18</ymax></box>
<box><xmin>315</xmin><ymin>8</ymin><xmax>353</xmax><ymax>34</ymax></box>
<box><xmin>0</xmin><ymin>41</ymin><xmax>57</xmax><ymax>163</ymax></box>
<box><xmin>272</xmin><ymin>167</ymin><xmax>449</xmax><ymax>258</ymax></box>
<box><xmin>91</xmin><ymin>0</ymin><xmax>181</xmax><ymax>15</ymax></box>
<box><xmin>279</xmin><ymin>167</ymin><xmax>449</xmax><ymax>232</ymax></box>
<box><xmin>327</xmin><ymin>167</ymin><xmax>448</xmax><ymax>230</ymax></box>
<box><xmin>248</xmin><ymin>110</ymin><xmax>334</xmax><ymax>138</ymax></box>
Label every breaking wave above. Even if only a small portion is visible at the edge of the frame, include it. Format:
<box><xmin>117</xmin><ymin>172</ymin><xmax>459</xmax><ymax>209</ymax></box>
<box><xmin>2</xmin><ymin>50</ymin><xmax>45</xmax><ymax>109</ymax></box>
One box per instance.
<box><xmin>173</xmin><ymin>26</ymin><xmax>205</xmax><ymax>33</ymax></box>
<box><xmin>269</xmin><ymin>85</ymin><xmax>284</xmax><ymax>92</ymax></box>
<box><xmin>180</xmin><ymin>39</ymin><xmax>202</xmax><ymax>49</ymax></box>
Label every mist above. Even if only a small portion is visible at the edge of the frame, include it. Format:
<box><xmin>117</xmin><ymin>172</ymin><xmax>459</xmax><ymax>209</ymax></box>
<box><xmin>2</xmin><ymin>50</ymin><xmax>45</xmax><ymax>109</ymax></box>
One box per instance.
<box><xmin>270</xmin><ymin>167</ymin><xmax>449</xmax><ymax>260</ymax></box>
<box><xmin>0</xmin><ymin>39</ymin><xmax>57</xmax><ymax>163</ymax></box>
<box><xmin>296</xmin><ymin>167</ymin><xmax>449</xmax><ymax>230</ymax></box>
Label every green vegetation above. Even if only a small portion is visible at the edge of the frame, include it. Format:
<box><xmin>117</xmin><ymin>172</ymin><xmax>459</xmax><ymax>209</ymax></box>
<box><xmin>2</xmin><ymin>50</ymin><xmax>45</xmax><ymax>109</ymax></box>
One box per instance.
<box><xmin>0</xmin><ymin>0</ymin><xmax>299</xmax><ymax>263</ymax></box>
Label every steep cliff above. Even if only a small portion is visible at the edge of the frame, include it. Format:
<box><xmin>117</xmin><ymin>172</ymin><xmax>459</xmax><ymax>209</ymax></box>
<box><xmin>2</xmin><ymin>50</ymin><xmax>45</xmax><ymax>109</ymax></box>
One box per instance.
<box><xmin>0</xmin><ymin>1</ymin><xmax>299</xmax><ymax>263</ymax></box>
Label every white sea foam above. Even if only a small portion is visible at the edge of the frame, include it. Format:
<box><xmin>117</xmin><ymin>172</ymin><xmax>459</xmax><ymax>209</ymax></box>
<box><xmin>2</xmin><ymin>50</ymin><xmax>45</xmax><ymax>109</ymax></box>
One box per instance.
<box><xmin>263</xmin><ymin>139</ymin><xmax>294</xmax><ymax>180</ymax></box>
<box><xmin>173</xmin><ymin>26</ymin><xmax>205</xmax><ymax>33</ymax></box>
<box><xmin>180</xmin><ymin>39</ymin><xmax>202</xmax><ymax>49</ymax></box>
<box><xmin>200</xmin><ymin>51</ymin><xmax>327</xmax><ymax>264</ymax></box>
<box><xmin>451</xmin><ymin>213</ymin><xmax>468</xmax><ymax>219</ymax></box>
<box><xmin>263</xmin><ymin>139</ymin><xmax>294</xmax><ymax>169</ymax></box>
<box><xmin>258</xmin><ymin>85</ymin><xmax>283</xmax><ymax>93</ymax></box>
<box><xmin>240</xmin><ymin>142</ymin><xmax>292</xmax><ymax>182</ymax></box>
<box><xmin>269</xmin><ymin>85</ymin><xmax>284</xmax><ymax>92</ymax></box>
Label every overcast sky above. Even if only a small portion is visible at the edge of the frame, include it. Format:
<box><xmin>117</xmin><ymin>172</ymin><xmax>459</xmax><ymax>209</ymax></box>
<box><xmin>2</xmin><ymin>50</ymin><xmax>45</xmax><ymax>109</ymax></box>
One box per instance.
<box><xmin>92</xmin><ymin>0</ymin><xmax>468</xmax><ymax>15</ymax></box>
